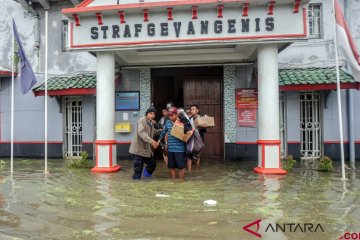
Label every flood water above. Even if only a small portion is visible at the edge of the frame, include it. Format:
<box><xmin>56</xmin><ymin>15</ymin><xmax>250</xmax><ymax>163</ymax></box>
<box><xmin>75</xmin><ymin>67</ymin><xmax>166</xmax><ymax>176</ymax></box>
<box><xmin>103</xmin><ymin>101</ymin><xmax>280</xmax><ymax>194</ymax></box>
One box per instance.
<box><xmin>0</xmin><ymin>159</ymin><xmax>360</xmax><ymax>240</ymax></box>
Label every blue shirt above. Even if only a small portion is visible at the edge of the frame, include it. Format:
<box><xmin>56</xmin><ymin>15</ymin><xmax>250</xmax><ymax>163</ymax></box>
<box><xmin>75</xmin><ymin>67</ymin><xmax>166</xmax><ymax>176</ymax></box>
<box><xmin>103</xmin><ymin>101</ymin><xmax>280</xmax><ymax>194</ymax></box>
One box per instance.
<box><xmin>159</xmin><ymin>120</ymin><xmax>186</xmax><ymax>153</ymax></box>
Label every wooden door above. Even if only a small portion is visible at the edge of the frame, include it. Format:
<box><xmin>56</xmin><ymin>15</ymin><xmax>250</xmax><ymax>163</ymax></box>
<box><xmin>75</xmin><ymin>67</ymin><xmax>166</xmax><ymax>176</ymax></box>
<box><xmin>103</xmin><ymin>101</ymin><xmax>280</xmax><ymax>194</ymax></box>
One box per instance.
<box><xmin>152</xmin><ymin>76</ymin><xmax>175</xmax><ymax>119</ymax></box>
<box><xmin>183</xmin><ymin>76</ymin><xmax>223</xmax><ymax>161</ymax></box>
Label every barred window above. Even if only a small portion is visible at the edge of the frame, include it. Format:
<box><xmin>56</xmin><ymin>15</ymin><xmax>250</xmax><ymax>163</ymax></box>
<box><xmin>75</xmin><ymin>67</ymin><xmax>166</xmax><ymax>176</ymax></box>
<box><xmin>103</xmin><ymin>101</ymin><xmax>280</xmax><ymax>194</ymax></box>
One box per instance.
<box><xmin>61</xmin><ymin>20</ymin><xmax>69</xmax><ymax>52</ymax></box>
<box><xmin>308</xmin><ymin>4</ymin><xmax>322</xmax><ymax>39</ymax></box>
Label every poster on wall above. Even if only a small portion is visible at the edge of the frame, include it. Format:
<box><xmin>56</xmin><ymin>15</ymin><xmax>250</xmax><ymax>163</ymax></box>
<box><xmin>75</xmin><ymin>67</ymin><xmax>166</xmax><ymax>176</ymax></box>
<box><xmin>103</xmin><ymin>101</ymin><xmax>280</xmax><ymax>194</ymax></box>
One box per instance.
<box><xmin>237</xmin><ymin>109</ymin><xmax>257</xmax><ymax>127</ymax></box>
<box><xmin>236</xmin><ymin>88</ymin><xmax>258</xmax><ymax>109</ymax></box>
<box><xmin>115</xmin><ymin>91</ymin><xmax>140</xmax><ymax>111</ymax></box>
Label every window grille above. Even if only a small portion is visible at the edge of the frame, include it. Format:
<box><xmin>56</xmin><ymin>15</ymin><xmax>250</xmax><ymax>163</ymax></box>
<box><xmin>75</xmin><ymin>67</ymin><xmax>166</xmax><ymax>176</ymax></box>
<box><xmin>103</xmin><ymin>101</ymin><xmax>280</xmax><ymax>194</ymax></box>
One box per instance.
<box><xmin>279</xmin><ymin>92</ymin><xmax>287</xmax><ymax>159</ymax></box>
<box><xmin>61</xmin><ymin>20</ymin><xmax>69</xmax><ymax>52</ymax></box>
<box><xmin>64</xmin><ymin>96</ymin><xmax>83</xmax><ymax>158</ymax></box>
<box><xmin>308</xmin><ymin>4</ymin><xmax>322</xmax><ymax>39</ymax></box>
<box><xmin>300</xmin><ymin>91</ymin><xmax>322</xmax><ymax>159</ymax></box>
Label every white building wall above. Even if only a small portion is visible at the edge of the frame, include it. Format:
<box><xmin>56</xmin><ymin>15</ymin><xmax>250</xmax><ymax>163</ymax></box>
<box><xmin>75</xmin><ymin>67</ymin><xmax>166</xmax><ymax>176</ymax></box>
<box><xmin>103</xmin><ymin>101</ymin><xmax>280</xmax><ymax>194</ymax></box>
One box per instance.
<box><xmin>279</xmin><ymin>0</ymin><xmax>360</xmax><ymax>144</ymax></box>
<box><xmin>0</xmin><ymin>1</ymin><xmax>97</xmax><ymax>143</ymax></box>
<box><xmin>285</xmin><ymin>91</ymin><xmax>300</xmax><ymax>142</ymax></box>
<box><xmin>323</xmin><ymin>90</ymin><xmax>349</xmax><ymax>141</ymax></box>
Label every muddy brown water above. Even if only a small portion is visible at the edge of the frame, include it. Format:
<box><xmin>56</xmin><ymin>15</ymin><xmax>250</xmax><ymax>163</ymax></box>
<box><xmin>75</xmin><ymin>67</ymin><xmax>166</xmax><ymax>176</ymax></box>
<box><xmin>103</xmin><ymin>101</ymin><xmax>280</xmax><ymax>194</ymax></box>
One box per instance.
<box><xmin>0</xmin><ymin>159</ymin><xmax>359</xmax><ymax>240</ymax></box>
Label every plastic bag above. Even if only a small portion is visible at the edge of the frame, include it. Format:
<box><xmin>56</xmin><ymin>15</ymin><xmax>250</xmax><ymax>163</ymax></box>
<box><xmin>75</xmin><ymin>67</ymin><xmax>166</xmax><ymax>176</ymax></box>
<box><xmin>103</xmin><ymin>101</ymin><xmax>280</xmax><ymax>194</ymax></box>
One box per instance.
<box><xmin>186</xmin><ymin>129</ymin><xmax>204</xmax><ymax>160</ymax></box>
<box><xmin>177</xmin><ymin>108</ymin><xmax>193</xmax><ymax>134</ymax></box>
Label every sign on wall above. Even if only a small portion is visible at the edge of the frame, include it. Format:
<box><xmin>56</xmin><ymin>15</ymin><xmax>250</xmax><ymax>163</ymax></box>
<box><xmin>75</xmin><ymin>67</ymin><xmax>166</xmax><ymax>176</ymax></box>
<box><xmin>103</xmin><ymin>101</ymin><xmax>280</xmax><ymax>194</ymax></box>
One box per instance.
<box><xmin>115</xmin><ymin>91</ymin><xmax>140</xmax><ymax>111</ymax></box>
<box><xmin>65</xmin><ymin>3</ymin><xmax>307</xmax><ymax>50</ymax></box>
<box><xmin>237</xmin><ymin>108</ymin><xmax>257</xmax><ymax>127</ymax></box>
<box><xmin>236</xmin><ymin>88</ymin><xmax>258</xmax><ymax>109</ymax></box>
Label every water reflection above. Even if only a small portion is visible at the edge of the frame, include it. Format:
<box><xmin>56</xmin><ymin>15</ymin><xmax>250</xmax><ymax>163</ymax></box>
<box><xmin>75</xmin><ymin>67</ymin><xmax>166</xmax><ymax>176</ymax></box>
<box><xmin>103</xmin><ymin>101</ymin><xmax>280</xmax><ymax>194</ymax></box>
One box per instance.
<box><xmin>257</xmin><ymin>175</ymin><xmax>287</xmax><ymax>240</ymax></box>
<box><xmin>92</xmin><ymin>174</ymin><xmax>122</xmax><ymax>237</ymax></box>
<box><xmin>0</xmin><ymin>174</ymin><xmax>21</xmax><ymax>238</ymax></box>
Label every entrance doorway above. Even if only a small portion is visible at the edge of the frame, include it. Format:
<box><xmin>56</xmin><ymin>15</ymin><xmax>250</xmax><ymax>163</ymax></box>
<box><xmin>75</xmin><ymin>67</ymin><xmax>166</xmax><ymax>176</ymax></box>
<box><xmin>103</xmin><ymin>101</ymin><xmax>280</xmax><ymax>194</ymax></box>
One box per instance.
<box><xmin>152</xmin><ymin>67</ymin><xmax>223</xmax><ymax>161</ymax></box>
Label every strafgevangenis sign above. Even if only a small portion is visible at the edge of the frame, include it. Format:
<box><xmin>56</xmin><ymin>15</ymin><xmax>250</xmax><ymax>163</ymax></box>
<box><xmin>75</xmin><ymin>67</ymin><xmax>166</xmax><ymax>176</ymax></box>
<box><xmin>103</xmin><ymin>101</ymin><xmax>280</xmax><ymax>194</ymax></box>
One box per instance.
<box><xmin>68</xmin><ymin>3</ymin><xmax>307</xmax><ymax>49</ymax></box>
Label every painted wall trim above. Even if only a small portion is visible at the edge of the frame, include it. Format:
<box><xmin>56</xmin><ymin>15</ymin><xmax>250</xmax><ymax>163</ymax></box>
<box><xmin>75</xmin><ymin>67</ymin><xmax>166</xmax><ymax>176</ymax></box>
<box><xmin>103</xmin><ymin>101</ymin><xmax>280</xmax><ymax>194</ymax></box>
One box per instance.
<box><xmin>68</xmin><ymin>9</ymin><xmax>307</xmax><ymax>49</ymax></box>
<box><xmin>64</xmin><ymin>0</ymin><xmax>303</xmax><ymax>14</ymax></box>
<box><xmin>83</xmin><ymin>141</ymin><xmax>131</xmax><ymax>144</ymax></box>
<box><xmin>280</xmin><ymin>83</ymin><xmax>360</xmax><ymax>91</ymax></box>
<box><xmin>0</xmin><ymin>141</ymin><xmax>63</xmax><ymax>144</ymax></box>
<box><xmin>0</xmin><ymin>70</ymin><xmax>17</xmax><ymax>76</ymax></box>
<box><xmin>34</xmin><ymin>88</ymin><xmax>96</xmax><ymax>97</ymax></box>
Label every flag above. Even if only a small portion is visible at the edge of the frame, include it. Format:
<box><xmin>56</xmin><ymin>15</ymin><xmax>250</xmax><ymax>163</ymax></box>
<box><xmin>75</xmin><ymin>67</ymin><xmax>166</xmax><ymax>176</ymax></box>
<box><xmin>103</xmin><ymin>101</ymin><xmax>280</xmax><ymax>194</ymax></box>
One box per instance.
<box><xmin>12</xmin><ymin>19</ymin><xmax>37</xmax><ymax>94</ymax></box>
<box><xmin>335</xmin><ymin>0</ymin><xmax>360</xmax><ymax>81</ymax></box>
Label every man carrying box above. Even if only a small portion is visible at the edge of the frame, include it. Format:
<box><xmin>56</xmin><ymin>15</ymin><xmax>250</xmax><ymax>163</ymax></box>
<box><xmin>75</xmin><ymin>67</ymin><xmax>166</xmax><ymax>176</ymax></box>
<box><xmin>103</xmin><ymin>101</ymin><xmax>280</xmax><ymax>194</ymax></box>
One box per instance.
<box><xmin>159</xmin><ymin>107</ymin><xmax>188</xmax><ymax>179</ymax></box>
<box><xmin>188</xmin><ymin>105</ymin><xmax>207</xmax><ymax>171</ymax></box>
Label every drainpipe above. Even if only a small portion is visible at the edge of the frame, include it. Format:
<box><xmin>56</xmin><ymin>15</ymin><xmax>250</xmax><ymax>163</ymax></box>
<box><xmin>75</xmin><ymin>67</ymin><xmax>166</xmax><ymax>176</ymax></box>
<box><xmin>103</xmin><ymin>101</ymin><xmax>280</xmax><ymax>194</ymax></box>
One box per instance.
<box><xmin>34</xmin><ymin>14</ymin><xmax>40</xmax><ymax>71</ymax></box>
<box><xmin>34</xmin><ymin>15</ymin><xmax>40</xmax><ymax>49</ymax></box>
<box><xmin>347</xmin><ymin>90</ymin><xmax>355</xmax><ymax>169</ymax></box>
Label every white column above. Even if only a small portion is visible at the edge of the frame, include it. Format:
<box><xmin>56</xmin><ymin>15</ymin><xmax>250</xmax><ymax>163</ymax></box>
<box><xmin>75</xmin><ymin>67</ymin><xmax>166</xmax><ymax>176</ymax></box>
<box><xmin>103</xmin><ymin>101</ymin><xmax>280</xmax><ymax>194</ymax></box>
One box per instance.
<box><xmin>254</xmin><ymin>44</ymin><xmax>286</xmax><ymax>175</ymax></box>
<box><xmin>92</xmin><ymin>52</ymin><xmax>121</xmax><ymax>173</ymax></box>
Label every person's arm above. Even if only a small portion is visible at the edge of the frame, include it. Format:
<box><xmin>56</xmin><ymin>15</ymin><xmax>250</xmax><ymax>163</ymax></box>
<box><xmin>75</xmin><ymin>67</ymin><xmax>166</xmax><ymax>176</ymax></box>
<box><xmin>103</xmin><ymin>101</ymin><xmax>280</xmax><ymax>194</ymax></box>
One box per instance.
<box><xmin>159</xmin><ymin>121</ymin><xmax>168</xmax><ymax>140</ymax></box>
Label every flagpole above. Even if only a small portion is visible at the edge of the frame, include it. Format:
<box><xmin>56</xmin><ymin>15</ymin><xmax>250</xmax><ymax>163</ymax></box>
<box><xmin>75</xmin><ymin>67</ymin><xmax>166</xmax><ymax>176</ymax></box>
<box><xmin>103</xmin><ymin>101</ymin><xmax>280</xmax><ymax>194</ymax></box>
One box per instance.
<box><xmin>10</xmin><ymin>16</ymin><xmax>15</xmax><ymax>173</ymax></box>
<box><xmin>333</xmin><ymin>0</ymin><xmax>346</xmax><ymax>181</ymax></box>
<box><xmin>44</xmin><ymin>11</ymin><xmax>48</xmax><ymax>174</ymax></box>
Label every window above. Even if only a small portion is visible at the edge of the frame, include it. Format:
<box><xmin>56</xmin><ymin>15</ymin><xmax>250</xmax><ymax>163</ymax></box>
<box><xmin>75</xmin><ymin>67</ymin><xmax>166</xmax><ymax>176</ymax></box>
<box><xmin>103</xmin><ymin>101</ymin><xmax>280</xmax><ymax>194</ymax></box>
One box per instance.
<box><xmin>279</xmin><ymin>92</ymin><xmax>287</xmax><ymax>159</ymax></box>
<box><xmin>300</xmin><ymin>91</ymin><xmax>322</xmax><ymax>159</ymax></box>
<box><xmin>308</xmin><ymin>4</ymin><xmax>322</xmax><ymax>39</ymax></box>
<box><xmin>61</xmin><ymin>20</ymin><xmax>69</xmax><ymax>52</ymax></box>
<box><xmin>63</xmin><ymin>97</ymin><xmax>83</xmax><ymax>158</ymax></box>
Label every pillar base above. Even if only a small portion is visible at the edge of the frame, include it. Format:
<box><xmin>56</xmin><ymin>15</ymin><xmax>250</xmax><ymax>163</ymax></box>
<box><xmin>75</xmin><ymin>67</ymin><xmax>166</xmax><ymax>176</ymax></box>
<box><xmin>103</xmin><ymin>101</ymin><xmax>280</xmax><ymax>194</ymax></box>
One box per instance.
<box><xmin>254</xmin><ymin>167</ymin><xmax>287</xmax><ymax>175</ymax></box>
<box><xmin>91</xmin><ymin>165</ymin><xmax>121</xmax><ymax>173</ymax></box>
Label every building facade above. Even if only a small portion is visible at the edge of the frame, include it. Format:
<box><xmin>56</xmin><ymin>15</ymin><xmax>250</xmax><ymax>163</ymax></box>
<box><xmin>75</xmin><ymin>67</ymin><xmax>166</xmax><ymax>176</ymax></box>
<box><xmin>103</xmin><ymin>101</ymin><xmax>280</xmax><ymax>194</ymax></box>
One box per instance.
<box><xmin>0</xmin><ymin>0</ymin><xmax>359</xmax><ymax>172</ymax></box>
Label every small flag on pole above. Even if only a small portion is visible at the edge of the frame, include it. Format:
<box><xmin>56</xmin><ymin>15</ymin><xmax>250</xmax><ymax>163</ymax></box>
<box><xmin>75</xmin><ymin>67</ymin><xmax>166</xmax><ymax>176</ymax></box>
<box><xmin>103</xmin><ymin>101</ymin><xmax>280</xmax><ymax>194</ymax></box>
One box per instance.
<box><xmin>12</xmin><ymin>19</ymin><xmax>37</xmax><ymax>94</ymax></box>
<box><xmin>335</xmin><ymin>0</ymin><xmax>360</xmax><ymax>81</ymax></box>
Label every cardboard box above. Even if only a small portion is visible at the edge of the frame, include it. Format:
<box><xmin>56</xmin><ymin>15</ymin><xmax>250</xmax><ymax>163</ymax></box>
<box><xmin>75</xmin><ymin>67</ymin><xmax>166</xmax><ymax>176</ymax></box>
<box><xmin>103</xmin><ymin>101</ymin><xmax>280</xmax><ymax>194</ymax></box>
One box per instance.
<box><xmin>195</xmin><ymin>115</ymin><xmax>215</xmax><ymax>128</ymax></box>
<box><xmin>171</xmin><ymin>120</ymin><xmax>193</xmax><ymax>142</ymax></box>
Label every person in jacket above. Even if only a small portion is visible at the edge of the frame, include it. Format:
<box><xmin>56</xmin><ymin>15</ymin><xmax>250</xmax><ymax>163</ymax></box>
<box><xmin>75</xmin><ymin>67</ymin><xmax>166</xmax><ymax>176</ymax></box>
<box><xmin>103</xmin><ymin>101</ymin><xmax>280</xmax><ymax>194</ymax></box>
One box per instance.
<box><xmin>158</xmin><ymin>107</ymin><xmax>188</xmax><ymax>179</ymax></box>
<box><xmin>129</xmin><ymin>107</ymin><xmax>160</xmax><ymax>180</ymax></box>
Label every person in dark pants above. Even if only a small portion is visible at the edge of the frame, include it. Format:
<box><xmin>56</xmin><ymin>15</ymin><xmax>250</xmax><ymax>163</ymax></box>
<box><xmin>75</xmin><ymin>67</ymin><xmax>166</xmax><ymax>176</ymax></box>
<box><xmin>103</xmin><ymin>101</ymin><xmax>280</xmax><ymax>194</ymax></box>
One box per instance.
<box><xmin>187</xmin><ymin>105</ymin><xmax>207</xmax><ymax>171</ymax></box>
<box><xmin>129</xmin><ymin>107</ymin><xmax>160</xmax><ymax>180</ymax></box>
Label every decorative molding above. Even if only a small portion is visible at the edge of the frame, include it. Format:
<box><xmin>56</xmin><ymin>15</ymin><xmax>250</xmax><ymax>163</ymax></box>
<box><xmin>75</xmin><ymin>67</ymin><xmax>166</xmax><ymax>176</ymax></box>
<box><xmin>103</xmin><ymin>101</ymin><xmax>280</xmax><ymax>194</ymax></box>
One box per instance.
<box><xmin>73</xmin><ymin>14</ymin><xmax>81</xmax><ymax>26</ymax></box>
<box><xmin>293</xmin><ymin>0</ymin><xmax>301</xmax><ymax>13</ymax></box>
<box><xmin>192</xmin><ymin>6</ymin><xmax>198</xmax><ymax>19</ymax></box>
<box><xmin>118</xmin><ymin>11</ymin><xmax>126</xmax><ymax>23</ymax></box>
<box><xmin>224</xmin><ymin>65</ymin><xmax>236</xmax><ymax>143</ymax></box>
<box><xmin>217</xmin><ymin>5</ymin><xmax>223</xmax><ymax>18</ymax></box>
<box><xmin>140</xmin><ymin>67</ymin><xmax>151</xmax><ymax>116</ymax></box>
<box><xmin>242</xmin><ymin>3</ymin><xmax>249</xmax><ymax>17</ymax></box>
<box><xmin>143</xmin><ymin>9</ymin><xmax>149</xmax><ymax>22</ymax></box>
<box><xmin>267</xmin><ymin>1</ymin><xmax>276</xmax><ymax>15</ymax></box>
<box><xmin>167</xmin><ymin>8</ymin><xmax>173</xmax><ymax>20</ymax></box>
<box><xmin>95</xmin><ymin>12</ymin><xmax>103</xmax><ymax>25</ymax></box>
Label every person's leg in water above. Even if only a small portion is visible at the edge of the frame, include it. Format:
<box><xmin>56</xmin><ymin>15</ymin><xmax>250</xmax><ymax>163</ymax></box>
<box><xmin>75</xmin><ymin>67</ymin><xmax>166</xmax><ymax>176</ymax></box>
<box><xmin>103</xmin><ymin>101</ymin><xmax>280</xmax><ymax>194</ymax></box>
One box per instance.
<box><xmin>174</xmin><ymin>152</ymin><xmax>187</xmax><ymax>179</ymax></box>
<box><xmin>143</xmin><ymin>156</ymin><xmax>156</xmax><ymax>177</ymax></box>
<box><xmin>178</xmin><ymin>168</ymin><xmax>185</xmax><ymax>179</ymax></box>
<box><xmin>168</xmin><ymin>152</ymin><xmax>177</xmax><ymax>179</ymax></box>
<box><xmin>187</xmin><ymin>158</ymin><xmax>192</xmax><ymax>172</ymax></box>
<box><xmin>170</xmin><ymin>169</ymin><xmax>176</xmax><ymax>179</ymax></box>
<box><xmin>195</xmin><ymin>156</ymin><xmax>200</xmax><ymax>169</ymax></box>
<box><xmin>163</xmin><ymin>154</ymin><xmax>168</xmax><ymax>167</ymax></box>
<box><xmin>132</xmin><ymin>155</ymin><xmax>145</xmax><ymax>179</ymax></box>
